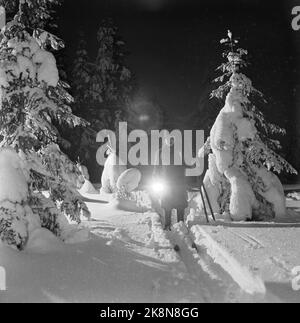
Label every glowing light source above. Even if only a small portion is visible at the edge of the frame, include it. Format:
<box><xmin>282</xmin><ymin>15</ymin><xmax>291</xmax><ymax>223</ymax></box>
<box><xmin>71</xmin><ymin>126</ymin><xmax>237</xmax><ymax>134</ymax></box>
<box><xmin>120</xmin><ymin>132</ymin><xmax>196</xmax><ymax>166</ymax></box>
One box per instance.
<box><xmin>149</xmin><ymin>179</ymin><xmax>168</xmax><ymax>196</ymax></box>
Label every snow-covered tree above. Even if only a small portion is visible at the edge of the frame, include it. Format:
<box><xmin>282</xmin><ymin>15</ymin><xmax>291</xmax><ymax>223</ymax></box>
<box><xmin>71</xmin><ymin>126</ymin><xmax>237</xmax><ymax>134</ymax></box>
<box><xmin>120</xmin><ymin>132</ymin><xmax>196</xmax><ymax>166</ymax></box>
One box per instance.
<box><xmin>0</xmin><ymin>0</ymin><xmax>61</xmax><ymax>30</ymax></box>
<box><xmin>70</xmin><ymin>19</ymin><xmax>134</xmax><ymax>166</ymax></box>
<box><xmin>71</xmin><ymin>31</ymin><xmax>91</xmax><ymax>115</ymax></box>
<box><xmin>64</xmin><ymin>31</ymin><xmax>94</xmax><ymax>161</ymax></box>
<box><xmin>92</xmin><ymin>18</ymin><xmax>133</xmax><ymax>109</ymax></box>
<box><xmin>91</xmin><ymin>18</ymin><xmax>134</xmax><ymax>131</ymax></box>
<box><xmin>200</xmin><ymin>31</ymin><xmax>297</xmax><ymax>221</ymax></box>
<box><xmin>0</xmin><ymin>3</ymin><xmax>90</xmax><ymax>249</ymax></box>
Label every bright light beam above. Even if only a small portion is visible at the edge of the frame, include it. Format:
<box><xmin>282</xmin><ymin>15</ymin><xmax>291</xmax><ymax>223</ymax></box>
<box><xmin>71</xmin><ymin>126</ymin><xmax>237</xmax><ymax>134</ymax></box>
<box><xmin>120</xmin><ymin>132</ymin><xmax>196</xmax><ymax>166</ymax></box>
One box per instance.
<box><xmin>149</xmin><ymin>180</ymin><xmax>168</xmax><ymax>196</ymax></box>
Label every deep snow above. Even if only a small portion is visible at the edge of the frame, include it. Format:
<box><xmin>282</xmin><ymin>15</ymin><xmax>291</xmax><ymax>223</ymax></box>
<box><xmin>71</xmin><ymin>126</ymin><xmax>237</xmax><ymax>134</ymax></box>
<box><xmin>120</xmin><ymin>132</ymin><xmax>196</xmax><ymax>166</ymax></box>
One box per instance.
<box><xmin>0</xmin><ymin>188</ymin><xmax>300</xmax><ymax>303</ymax></box>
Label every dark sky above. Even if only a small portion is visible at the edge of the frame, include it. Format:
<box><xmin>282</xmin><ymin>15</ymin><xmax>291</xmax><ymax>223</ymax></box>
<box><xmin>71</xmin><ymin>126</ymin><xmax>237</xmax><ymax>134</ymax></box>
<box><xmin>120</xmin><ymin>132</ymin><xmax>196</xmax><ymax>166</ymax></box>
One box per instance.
<box><xmin>57</xmin><ymin>0</ymin><xmax>300</xmax><ymax>133</ymax></box>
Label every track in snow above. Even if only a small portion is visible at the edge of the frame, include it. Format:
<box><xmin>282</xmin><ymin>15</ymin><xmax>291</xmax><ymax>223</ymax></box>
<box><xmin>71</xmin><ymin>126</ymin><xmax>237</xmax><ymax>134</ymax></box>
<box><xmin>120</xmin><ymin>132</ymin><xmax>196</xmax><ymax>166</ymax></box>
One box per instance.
<box><xmin>165</xmin><ymin>222</ymin><xmax>270</xmax><ymax>302</ymax></box>
<box><xmin>82</xmin><ymin>192</ymin><xmax>277</xmax><ymax>302</ymax></box>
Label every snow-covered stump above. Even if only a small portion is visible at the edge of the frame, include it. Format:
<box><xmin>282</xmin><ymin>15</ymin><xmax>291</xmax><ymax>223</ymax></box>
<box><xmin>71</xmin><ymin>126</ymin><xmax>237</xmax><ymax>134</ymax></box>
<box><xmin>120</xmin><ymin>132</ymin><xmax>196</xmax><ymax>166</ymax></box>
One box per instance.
<box><xmin>196</xmin><ymin>31</ymin><xmax>296</xmax><ymax>222</ymax></box>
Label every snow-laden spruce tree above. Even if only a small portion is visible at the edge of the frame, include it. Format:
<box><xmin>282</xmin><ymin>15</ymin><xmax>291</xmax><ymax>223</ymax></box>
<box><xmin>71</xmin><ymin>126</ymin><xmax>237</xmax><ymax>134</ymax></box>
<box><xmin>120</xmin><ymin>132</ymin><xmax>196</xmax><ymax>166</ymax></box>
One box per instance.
<box><xmin>71</xmin><ymin>19</ymin><xmax>134</xmax><ymax>164</ymax></box>
<box><xmin>199</xmin><ymin>31</ymin><xmax>297</xmax><ymax>221</ymax></box>
<box><xmin>0</xmin><ymin>0</ymin><xmax>60</xmax><ymax>30</ymax></box>
<box><xmin>72</xmin><ymin>31</ymin><xmax>91</xmax><ymax>116</ymax></box>
<box><xmin>93</xmin><ymin>18</ymin><xmax>133</xmax><ymax>110</ymax></box>
<box><xmin>67</xmin><ymin>31</ymin><xmax>95</xmax><ymax>161</ymax></box>
<box><xmin>0</xmin><ymin>2</ymin><xmax>90</xmax><ymax>249</ymax></box>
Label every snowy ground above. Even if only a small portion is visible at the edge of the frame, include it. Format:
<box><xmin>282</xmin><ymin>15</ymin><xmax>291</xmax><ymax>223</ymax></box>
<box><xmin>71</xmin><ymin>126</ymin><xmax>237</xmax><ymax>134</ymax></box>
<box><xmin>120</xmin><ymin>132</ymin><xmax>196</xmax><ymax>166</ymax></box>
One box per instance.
<box><xmin>200</xmin><ymin>223</ymin><xmax>300</xmax><ymax>302</ymax></box>
<box><xmin>1</xmin><ymin>188</ymin><xmax>300</xmax><ymax>303</ymax></box>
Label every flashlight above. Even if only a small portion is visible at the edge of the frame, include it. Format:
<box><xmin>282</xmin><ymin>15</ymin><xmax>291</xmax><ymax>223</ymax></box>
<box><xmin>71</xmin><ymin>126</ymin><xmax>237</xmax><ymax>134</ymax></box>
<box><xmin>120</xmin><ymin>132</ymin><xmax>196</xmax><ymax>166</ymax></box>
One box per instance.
<box><xmin>149</xmin><ymin>179</ymin><xmax>168</xmax><ymax>196</ymax></box>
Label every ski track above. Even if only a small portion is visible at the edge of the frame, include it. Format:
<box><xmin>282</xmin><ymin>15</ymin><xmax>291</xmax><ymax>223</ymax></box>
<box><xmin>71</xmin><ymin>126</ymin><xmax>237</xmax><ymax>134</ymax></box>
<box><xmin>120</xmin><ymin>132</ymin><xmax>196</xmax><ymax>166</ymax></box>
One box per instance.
<box><xmin>168</xmin><ymin>223</ymin><xmax>271</xmax><ymax>302</ymax></box>
<box><xmin>167</xmin><ymin>224</ymin><xmax>234</xmax><ymax>303</ymax></box>
<box><xmin>87</xmin><ymin>210</ymin><xmax>208</xmax><ymax>302</ymax></box>
<box><xmin>87</xmin><ymin>208</ymin><xmax>255</xmax><ymax>302</ymax></box>
<box><xmin>228</xmin><ymin>230</ymin><xmax>265</xmax><ymax>250</ymax></box>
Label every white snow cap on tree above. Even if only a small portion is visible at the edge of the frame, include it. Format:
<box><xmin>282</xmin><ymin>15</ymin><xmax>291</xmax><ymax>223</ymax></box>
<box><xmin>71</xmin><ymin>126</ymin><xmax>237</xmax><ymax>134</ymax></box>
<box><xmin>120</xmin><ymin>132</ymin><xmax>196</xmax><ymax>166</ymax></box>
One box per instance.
<box><xmin>33</xmin><ymin>49</ymin><xmax>59</xmax><ymax>86</ymax></box>
<box><xmin>0</xmin><ymin>32</ymin><xmax>59</xmax><ymax>87</ymax></box>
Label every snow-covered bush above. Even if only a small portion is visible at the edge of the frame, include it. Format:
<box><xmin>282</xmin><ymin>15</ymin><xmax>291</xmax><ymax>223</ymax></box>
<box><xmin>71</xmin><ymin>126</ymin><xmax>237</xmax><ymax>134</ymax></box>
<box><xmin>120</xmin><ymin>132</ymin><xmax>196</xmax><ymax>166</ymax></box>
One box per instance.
<box><xmin>199</xmin><ymin>31</ymin><xmax>297</xmax><ymax>221</ymax></box>
<box><xmin>116</xmin><ymin>168</ymin><xmax>142</xmax><ymax>193</ymax></box>
<box><xmin>100</xmin><ymin>149</ymin><xmax>145</xmax><ymax>211</ymax></box>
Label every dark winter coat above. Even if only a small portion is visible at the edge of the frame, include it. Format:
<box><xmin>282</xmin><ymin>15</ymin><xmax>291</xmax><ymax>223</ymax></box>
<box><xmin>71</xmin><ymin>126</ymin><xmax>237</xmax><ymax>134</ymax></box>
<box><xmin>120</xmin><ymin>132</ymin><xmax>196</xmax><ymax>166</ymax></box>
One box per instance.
<box><xmin>153</xmin><ymin>145</ymin><xmax>188</xmax><ymax>210</ymax></box>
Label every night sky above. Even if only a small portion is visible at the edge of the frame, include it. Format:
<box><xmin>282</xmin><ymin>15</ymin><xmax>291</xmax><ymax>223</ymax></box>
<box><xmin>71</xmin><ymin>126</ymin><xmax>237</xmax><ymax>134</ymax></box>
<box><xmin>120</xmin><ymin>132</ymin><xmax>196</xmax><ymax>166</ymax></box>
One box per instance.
<box><xmin>57</xmin><ymin>0</ymin><xmax>300</xmax><ymax>173</ymax></box>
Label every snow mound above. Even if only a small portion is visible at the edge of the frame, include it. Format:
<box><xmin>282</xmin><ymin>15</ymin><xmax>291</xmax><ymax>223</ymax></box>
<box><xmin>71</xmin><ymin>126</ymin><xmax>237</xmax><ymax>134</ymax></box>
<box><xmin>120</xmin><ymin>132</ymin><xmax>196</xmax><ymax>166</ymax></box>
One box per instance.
<box><xmin>79</xmin><ymin>179</ymin><xmax>98</xmax><ymax>195</ymax></box>
<box><xmin>26</xmin><ymin>228</ymin><xmax>64</xmax><ymax>254</ymax></box>
<box><xmin>109</xmin><ymin>196</ymin><xmax>149</xmax><ymax>213</ymax></box>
